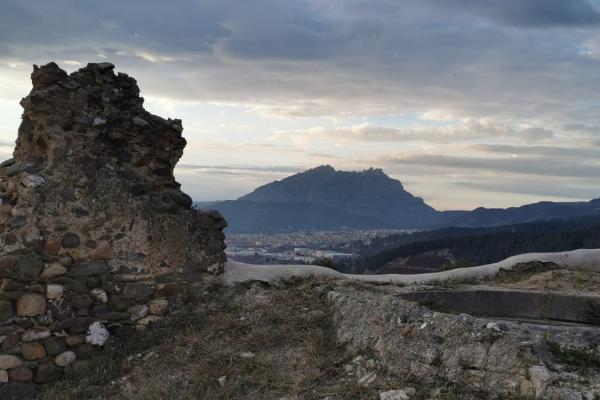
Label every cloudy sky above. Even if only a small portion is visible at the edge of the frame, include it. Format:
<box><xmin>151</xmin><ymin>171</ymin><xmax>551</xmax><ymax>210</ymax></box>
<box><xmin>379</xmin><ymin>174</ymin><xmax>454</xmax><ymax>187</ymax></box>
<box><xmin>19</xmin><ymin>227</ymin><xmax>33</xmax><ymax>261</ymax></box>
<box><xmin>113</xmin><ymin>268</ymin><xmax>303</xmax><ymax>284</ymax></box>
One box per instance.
<box><xmin>1</xmin><ymin>0</ymin><xmax>600</xmax><ymax>210</ymax></box>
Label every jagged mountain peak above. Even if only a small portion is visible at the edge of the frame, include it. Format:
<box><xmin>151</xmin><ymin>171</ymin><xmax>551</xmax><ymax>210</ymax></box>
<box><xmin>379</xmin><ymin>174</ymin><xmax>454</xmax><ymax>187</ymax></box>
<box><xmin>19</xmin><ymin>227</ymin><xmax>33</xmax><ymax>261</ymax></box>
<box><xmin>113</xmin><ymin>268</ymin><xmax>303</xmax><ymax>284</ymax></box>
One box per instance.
<box><xmin>306</xmin><ymin>164</ymin><xmax>336</xmax><ymax>173</ymax></box>
<box><xmin>302</xmin><ymin>165</ymin><xmax>387</xmax><ymax>178</ymax></box>
<box><xmin>240</xmin><ymin>166</ymin><xmax>414</xmax><ymax>202</ymax></box>
<box><xmin>236</xmin><ymin>165</ymin><xmax>436</xmax><ymax>227</ymax></box>
<box><xmin>209</xmin><ymin>164</ymin><xmax>600</xmax><ymax>233</ymax></box>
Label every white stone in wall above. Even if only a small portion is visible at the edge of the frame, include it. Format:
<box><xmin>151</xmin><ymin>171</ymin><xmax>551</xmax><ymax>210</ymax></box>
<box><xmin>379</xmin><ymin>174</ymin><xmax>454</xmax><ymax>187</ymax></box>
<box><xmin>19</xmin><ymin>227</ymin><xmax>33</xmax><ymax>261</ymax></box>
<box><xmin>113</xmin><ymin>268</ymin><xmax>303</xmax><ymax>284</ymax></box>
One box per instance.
<box><xmin>22</xmin><ymin>329</ymin><xmax>51</xmax><ymax>342</ymax></box>
<box><xmin>90</xmin><ymin>288</ymin><xmax>108</xmax><ymax>303</ymax></box>
<box><xmin>86</xmin><ymin>321</ymin><xmax>109</xmax><ymax>346</ymax></box>
<box><xmin>21</xmin><ymin>174</ymin><xmax>45</xmax><ymax>187</ymax></box>
<box><xmin>54</xmin><ymin>351</ymin><xmax>77</xmax><ymax>367</ymax></box>
<box><xmin>46</xmin><ymin>284</ymin><xmax>64</xmax><ymax>300</ymax></box>
<box><xmin>93</xmin><ymin>117</ymin><xmax>107</xmax><ymax>126</ymax></box>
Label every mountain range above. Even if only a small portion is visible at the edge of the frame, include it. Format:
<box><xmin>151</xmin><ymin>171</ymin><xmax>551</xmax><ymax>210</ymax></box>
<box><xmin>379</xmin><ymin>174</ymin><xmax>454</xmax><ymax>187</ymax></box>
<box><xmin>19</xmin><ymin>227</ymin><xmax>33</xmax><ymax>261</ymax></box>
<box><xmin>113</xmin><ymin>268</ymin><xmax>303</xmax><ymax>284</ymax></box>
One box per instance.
<box><xmin>197</xmin><ymin>165</ymin><xmax>600</xmax><ymax>233</ymax></box>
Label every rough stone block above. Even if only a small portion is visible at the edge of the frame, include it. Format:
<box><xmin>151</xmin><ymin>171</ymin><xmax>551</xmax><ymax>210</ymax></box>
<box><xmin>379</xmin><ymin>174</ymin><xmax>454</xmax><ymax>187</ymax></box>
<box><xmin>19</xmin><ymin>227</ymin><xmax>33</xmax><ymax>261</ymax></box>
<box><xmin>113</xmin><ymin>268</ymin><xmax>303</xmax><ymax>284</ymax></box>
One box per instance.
<box><xmin>16</xmin><ymin>293</ymin><xmax>46</xmax><ymax>317</ymax></box>
<box><xmin>0</xmin><ymin>354</ymin><xmax>24</xmax><ymax>369</ymax></box>
<box><xmin>22</xmin><ymin>342</ymin><xmax>46</xmax><ymax>360</ymax></box>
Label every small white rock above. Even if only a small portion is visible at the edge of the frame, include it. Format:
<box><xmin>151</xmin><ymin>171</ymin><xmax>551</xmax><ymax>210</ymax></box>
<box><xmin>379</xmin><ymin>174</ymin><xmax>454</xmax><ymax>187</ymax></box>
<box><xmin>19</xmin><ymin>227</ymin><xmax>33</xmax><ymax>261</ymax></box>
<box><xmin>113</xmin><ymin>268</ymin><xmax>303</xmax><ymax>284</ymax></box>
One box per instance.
<box><xmin>218</xmin><ymin>376</ymin><xmax>226</xmax><ymax>387</ymax></box>
<box><xmin>22</xmin><ymin>174</ymin><xmax>45</xmax><ymax>188</ymax></box>
<box><xmin>22</xmin><ymin>329</ymin><xmax>51</xmax><ymax>342</ymax></box>
<box><xmin>93</xmin><ymin>117</ymin><xmax>107</xmax><ymax>126</ymax></box>
<box><xmin>128</xmin><ymin>304</ymin><xmax>149</xmax><ymax>321</ymax></box>
<box><xmin>486</xmin><ymin>322</ymin><xmax>507</xmax><ymax>332</ymax></box>
<box><xmin>239</xmin><ymin>352</ymin><xmax>255</xmax><ymax>359</ymax></box>
<box><xmin>86</xmin><ymin>321</ymin><xmax>109</xmax><ymax>346</ymax></box>
<box><xmin>90</xmin><ymin>288</ymin><xmax>108</xmax><ymax>303</ymax></box>
<box><xmin>46</xmin><ymin>284</ymin><xmax>64</xmax><ymax>300</ymax></box>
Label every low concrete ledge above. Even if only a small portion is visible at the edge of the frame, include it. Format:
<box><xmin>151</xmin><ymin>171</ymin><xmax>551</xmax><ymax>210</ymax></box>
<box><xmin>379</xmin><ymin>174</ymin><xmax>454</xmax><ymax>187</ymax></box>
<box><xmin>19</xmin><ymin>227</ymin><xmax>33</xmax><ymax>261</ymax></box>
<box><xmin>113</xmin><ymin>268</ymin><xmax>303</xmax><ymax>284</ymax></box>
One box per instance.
<box><xmin>399</xmin><ymin>288</ymin><xmax>600</xmax><ymax>325</ymax></box>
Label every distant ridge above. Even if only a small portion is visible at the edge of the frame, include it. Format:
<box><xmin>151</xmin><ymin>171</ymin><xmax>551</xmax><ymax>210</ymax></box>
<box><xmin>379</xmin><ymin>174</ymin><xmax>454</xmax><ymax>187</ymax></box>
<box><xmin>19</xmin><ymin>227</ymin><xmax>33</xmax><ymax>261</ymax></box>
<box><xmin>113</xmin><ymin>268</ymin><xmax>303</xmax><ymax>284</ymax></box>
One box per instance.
<box><xmin>199</xmin><ymin>165</ymin><xmax>600</xmax><ymax>233</ymax></box>
<box><xmin>441</xmin><ymin>198</ymin><xmax>600</xmax><ymax>227</ymax></box>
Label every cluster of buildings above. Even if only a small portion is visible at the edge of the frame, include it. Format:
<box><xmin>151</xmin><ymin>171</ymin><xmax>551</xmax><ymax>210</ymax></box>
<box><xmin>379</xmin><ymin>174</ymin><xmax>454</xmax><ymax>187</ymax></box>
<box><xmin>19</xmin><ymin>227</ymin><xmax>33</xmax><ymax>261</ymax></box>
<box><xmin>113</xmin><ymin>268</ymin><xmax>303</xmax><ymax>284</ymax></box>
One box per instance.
<box><xmin>225</xmin><ymin>229</ymin><xmax>412</xmax><ymax>265</ymax></box>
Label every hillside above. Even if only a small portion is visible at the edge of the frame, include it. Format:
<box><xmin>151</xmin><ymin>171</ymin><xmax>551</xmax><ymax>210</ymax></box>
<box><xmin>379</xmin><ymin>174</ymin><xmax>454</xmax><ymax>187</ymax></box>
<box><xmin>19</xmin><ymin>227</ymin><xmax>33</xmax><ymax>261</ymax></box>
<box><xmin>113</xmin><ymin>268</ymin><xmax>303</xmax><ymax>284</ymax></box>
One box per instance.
<box><xmin>359</xmin><ymin>215</ymin><xmax>600</xmax><ymax>274</ymax></box>
<box><xmin>213</xmin><ymin>200</ymin><xmax>392</xmax><ymax>233</ymax></box>
<box><xmin>442</xmin><ymin>198</ymin><xmax>600</xmax><ymax>227</ymax></box>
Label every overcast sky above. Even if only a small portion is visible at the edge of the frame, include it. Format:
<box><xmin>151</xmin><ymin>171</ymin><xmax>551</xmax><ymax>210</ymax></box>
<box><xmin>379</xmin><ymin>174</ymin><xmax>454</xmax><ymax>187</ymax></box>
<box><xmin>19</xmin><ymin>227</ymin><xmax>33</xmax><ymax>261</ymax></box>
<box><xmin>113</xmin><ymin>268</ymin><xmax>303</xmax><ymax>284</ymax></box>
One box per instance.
<box><xmin>1</xmin><ymin>0</ymin><xmax>600</xmax><ymax>210</ymax></box>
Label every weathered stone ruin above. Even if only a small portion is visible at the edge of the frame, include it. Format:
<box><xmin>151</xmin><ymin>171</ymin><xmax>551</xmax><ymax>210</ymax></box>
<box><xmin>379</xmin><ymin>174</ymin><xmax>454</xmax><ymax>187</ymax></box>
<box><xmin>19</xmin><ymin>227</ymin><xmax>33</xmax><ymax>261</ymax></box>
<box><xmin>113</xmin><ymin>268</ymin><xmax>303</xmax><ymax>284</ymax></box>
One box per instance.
<box><xmin>329</xmin><ymin>283</ymin><xmax>600</xmax><ymax>399</ymax></box>
<box><xmin>0</xmin><ymin>62</ymin><xmax>227</xmax><ymax>387</ymax></box>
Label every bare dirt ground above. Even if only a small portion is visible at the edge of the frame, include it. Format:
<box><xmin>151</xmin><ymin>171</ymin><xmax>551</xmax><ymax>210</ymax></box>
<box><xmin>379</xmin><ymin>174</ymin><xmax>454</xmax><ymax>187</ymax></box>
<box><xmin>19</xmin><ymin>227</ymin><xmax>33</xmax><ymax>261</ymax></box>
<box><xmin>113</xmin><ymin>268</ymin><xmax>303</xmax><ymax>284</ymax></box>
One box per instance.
<box><xmin>40</xmin><ymin>280</ymin><xmax>438</xmax><ymax>400</ymax></box>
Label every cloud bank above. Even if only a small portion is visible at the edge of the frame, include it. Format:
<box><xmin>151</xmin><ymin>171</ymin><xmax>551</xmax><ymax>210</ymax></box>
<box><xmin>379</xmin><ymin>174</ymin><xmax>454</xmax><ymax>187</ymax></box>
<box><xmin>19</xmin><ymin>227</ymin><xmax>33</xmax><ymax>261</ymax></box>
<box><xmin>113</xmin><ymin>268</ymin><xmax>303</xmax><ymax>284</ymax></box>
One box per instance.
<box><xmin>0</xmin><ymin>0</ymin><xmax>599</xmax><ymax>208</ymax></box>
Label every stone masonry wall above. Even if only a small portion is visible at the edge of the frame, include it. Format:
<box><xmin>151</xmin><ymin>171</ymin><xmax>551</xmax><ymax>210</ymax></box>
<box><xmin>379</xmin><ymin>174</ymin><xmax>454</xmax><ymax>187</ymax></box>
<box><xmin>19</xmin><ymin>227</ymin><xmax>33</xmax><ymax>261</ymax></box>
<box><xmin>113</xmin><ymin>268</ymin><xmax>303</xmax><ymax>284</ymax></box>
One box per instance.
<box><xmin>0</xmin><ymin>62</ymin><xmax>227</xmax><ymax>388</ymax></box>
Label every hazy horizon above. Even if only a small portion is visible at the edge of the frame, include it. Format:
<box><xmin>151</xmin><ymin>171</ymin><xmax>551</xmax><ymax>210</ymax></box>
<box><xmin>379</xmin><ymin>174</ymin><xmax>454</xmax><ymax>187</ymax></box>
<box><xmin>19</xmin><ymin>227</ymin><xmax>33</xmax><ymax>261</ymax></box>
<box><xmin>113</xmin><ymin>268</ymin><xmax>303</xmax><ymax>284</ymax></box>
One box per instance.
<box><xmin>2</xmin><ymin>1</ymin><xmax>600</xmax><ymax>209</ymax></box>
<box><xmin>192</xmin><ymin>164</ymin><xmax>599</xmax><ymax>211</ymax></box>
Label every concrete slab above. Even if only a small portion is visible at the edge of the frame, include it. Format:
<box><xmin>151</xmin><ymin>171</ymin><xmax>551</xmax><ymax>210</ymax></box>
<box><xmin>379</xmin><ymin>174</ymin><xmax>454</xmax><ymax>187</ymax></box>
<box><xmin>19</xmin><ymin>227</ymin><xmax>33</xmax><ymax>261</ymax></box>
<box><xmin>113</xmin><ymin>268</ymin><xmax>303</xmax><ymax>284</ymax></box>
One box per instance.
<box><xmin>398</xmin><ymin>288</ymin><xmax>600</xmax><ymax>325</ymax></box>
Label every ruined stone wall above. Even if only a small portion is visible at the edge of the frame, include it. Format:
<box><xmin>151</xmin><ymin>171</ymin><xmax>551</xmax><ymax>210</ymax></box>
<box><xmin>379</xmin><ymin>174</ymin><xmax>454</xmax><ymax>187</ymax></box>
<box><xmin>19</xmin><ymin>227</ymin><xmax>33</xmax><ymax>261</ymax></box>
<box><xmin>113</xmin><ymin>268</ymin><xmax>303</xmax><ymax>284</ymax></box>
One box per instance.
<box><xmin>0</xmin><ymin>62</ymin><xmax>227</xmax><ymax>386</ymax></box>
<box><xmin>328</xmin><ymin>285</ymin><xmax>600</xmax><ymax>399</ymax></box>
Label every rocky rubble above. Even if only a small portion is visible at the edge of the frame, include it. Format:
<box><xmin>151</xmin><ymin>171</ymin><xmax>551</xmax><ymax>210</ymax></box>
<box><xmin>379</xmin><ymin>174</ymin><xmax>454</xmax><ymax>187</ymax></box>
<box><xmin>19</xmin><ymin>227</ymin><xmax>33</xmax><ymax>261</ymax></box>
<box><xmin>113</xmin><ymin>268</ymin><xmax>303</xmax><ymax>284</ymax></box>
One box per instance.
<box><xmin>0</xmin><ymin>62</ymin><xmax>227</xmax><ymax>394</ymax></box>
<box><xmin>327</xmin><ymin>283</ymin><xmax>600</xmax><ymax>399</ymax></box>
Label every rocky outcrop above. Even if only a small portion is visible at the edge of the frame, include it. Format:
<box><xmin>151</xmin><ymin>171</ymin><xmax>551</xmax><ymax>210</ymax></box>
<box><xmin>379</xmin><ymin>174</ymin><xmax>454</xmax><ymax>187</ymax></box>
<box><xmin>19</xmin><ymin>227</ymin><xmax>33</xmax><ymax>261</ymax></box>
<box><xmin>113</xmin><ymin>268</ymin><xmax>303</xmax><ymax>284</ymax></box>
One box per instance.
<box><xmin>328</xmin><ymin>285</ymin><xmax>600</xmax><ymax>399</ymax></box>
<box><xmin>0</xmin><ymin>62</ymin><xmax>227</xmax><ymax>388</ymax></box>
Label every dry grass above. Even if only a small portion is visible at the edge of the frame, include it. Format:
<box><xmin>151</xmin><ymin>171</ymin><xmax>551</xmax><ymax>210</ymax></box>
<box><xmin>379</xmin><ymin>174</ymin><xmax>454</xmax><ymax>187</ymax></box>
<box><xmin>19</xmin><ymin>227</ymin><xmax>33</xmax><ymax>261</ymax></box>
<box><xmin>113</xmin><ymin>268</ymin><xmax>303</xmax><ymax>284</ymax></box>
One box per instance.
<box><xmin>489</xmin><ymin>261</ymin><xmax>562</xmax><ymax>284</ymax></box>
<box><xmin>489</xmin><ymin>268</ymin><xmax>600</xmax><ymax>294</ymax></box>
<box><xmin>40</xmin><ymin>280</ymin><xmax>401</xmax><ymax>400</ymax></box>
<box><xmin>423</xmin><ymin>276</ymin><xmax>480</xmax><ymax>289</ymax></box>
<box><xmin>425</xmin><ymin>261</ymin><xmax>565</xmax><ymax>290</ymax></box>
